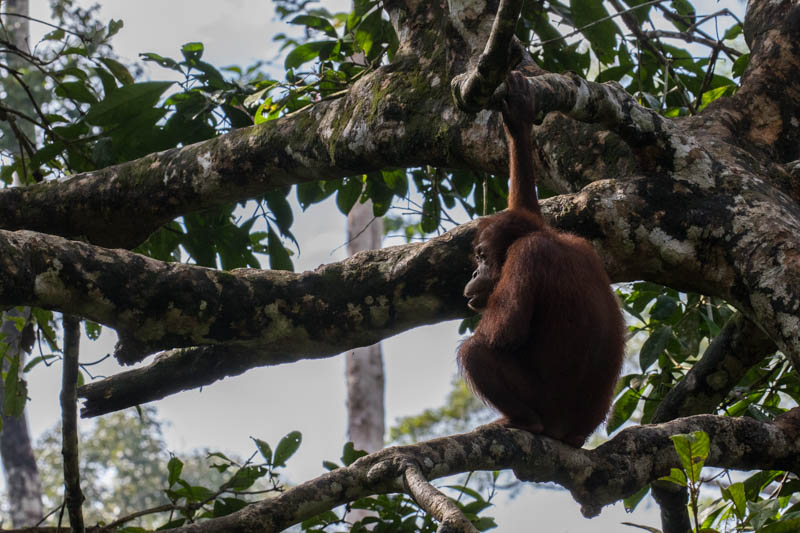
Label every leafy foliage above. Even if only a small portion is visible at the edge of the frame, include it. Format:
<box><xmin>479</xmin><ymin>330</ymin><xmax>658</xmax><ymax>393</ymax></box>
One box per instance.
<box><xmin>631</xmin><ymin>432</ymin><xmax>800</xmax><ymax>533</ymax></box>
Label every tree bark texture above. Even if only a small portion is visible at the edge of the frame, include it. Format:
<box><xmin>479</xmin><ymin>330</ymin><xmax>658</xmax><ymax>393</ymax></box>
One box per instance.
<box><xmin>0</xmin><ymin>311</ymin><xmax>44</xmax><ymax>528</ymax></box>
<box><xmin>345</xmin><ymin>199</ymin><xmax>386</xmax><ymax>453</ymax></box>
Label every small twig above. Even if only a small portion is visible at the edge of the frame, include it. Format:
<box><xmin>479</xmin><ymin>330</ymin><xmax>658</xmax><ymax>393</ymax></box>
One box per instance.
<box><xmin>60</xmin><ymin>315</ymin><xmax>85</xmax><ymax>533</ymax></box>
<box><xmin>0</xmin><ymin>11</ymin><xmax>87</xmax><ymax>39</ymax></box>
<box><xmin>103</xmin><ymin>503</ymin><xmax>175</xmax><ymax>530</ymax></box>
<box><xmin>403</xmin><ymin>463</ymin><xmax>479</xmax><ymax>533</ymax></box>
<box><xmin>534</xmin><ymin>0</ymin><xmax>665</xmax><ymax>47</ymax></box>
<box><xmin>608</xmin><ymin>0</ymin><xmax>694</xmax><ymax>112</ymax></box>
<box><xmin>642</xmin><ymin>29</ymin><xmax>741</xmax><ymax>58</ymax></box>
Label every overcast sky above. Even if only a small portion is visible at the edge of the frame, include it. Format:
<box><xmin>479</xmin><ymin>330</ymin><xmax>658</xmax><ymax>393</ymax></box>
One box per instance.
<box><xmin>16</xmin><ymin>1</ymin><xmax>745</xmax><ymax>530</ymax></box>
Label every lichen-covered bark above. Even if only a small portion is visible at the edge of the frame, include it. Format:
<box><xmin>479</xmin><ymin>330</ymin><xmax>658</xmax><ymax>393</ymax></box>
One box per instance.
<box><xmin>0</xmin><ymin>226</ymin><xmax>473</xmax><ymax>365</ymax></box>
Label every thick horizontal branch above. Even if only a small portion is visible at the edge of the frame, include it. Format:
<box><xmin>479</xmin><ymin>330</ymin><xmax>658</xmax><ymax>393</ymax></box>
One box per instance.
<box><xmin>28</xmin><ymin>171</ymin><xmax>800</xmax><ymax>416</ymax></box>
<box><xmin>0</xmin><ymin>63</ymin><xmax>506</xmax><ymax>249</ymax></box>
<box><xmin>162</xmin><ymin>414</ymin><xmax>800</xmax><ymax>532</ymax></box>
<box><xmin>0</xmin><ymin>226</ymin><xmax>475</xmax><ymax>365</ymax></box>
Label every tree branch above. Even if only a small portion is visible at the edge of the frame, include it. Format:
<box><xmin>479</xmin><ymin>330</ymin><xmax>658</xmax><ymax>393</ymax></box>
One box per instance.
<box><xmin>0</xmin><ymin>62</ymin><xmax>501</xmax><ymax>249</ymax></box>
<box><xmin>0</xmin><ymin>227</ymin><xmax>473</xmax><ymax>365</ymax></box>
<box><xmin>159</xmin><ymin>415</ymin><xmax>800</xmax><ymax>532</ymax></box>
<box><xmin>403</xmin><ymin>464</ymin><xmax>479</xmax><ymax>533</ymax></box>
<box><xmin>450</xmin><ymin>0</ymin><xmax>524</xmax><ymax>112</ymax></box>
<box><xmin>60</xmin><ymin>316</ymin><xmax>84</xmax><ymax>533</ymax></box>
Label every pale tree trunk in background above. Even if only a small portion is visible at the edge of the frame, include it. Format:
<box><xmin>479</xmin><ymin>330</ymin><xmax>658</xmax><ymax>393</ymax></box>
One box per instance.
<box><xmin>343</xmin><ymin>0</ymin><xmax>385</xmax><ymax>458</ymax></box>
<box><xmin>0</xmin><ymin>0</ymin><xmax>45</xmax><ymax>525</ymax></box>
<box><xmin>345</xmin><ymin>200</ymin><xmax>386</xmax><ymax>454</ymax></box>
<box><xmin>344</xmin><ymin>200</ymin><xmax>386</xmax><ymax>527</ymax></box>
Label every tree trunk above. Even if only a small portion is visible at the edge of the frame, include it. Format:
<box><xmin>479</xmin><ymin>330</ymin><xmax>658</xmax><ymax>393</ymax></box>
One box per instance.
<box><xmin>0</xmin><ymin>1</ymin><xmax>44</xmax><ymax>526</ymax></box>
<box><xmin>345</xmin><ymin>200</ymin><xmax>386</xmax><ymax>453</ymax></box>
<box><xmin>0</xmin><ymin>310</ymin><xmax>44</xmax><ymax>526</ymax></box>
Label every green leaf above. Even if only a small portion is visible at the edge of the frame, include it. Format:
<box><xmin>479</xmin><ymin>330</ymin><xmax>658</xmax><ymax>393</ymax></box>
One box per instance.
<box><xmin>607</xmin><ymin>388</ymin><xmax>639</xmax><ymax>433</ymax></box>
<box><xmin>445</xmin><ymin>484</ymin><xmax>484</xmax><ymax>501</ymax></box>
<box><xmin>252</xmin><ymin>437</ymin><xmax>272</xmax><ymax>465</ymax></box>
<box><xmin>181</xmin><ymin>42</ymin><xmax>204</xmax><ymax>61</ymax></box>
<box><xmin>264</xmin><ymin>190</ymin><xmax>294</xmax><ymax>235</ymax></box>
<box><xmin>649</xmin><ymin>295</ymin><xmax>679</xmax><ymax>321</ymax></box>
<box><xmin>341</xmin><ymin>442</ymin><xmax>368</xmax><ymax>466</ymax></box>
<box><xmin>107</xmin><ymin>19</ymin><xmax>124</xmax><ymax>39</ymax></box>
<box><xmin>382</xmin><ymin>169</ymin><xmax>408</xmax><ymax>197</ymax></box>
<box><xmin>322</xmin><ymin>460</ymin><xmax>339</xmax><ymax>471</ymax></box>
<box><xmin>620</xmin><ymin>522</ymin><xmax>662</xmax><ymax>532</ymax></box>
<box><xmin>3</xmin><ymin>355</ymin><xmax>25</xmax><ymax>418</ymax></box>
<box><xmin>639</xmin><ymin>326</ymin><xmax>673</xmax><ymax>371</ymax></box>
<box><xmin>140</xmin><ymin>52</ymin><xmax>181</xmax><ymax>71</ymax></box>
<box><xmin>158</xmin><ymin>518</ymin><xmax>186</xmax><ymax>529</ymax></box>
<box><xmin>267</xmin><ymin>226</ymin><xmax>293</xmax><ymax>271</ymax></box>
<box><xmin>758</xmin><ymin>518</ymin><xmax>800</xmax><ymax>533</ymax></box>
<box><xmin>570</xmin><ymin>0</ymin><xmax>619</xmax><ymax>63</ymax></box>
<box><xmin>44</xmin><ymin>28</ymin><xmax>66</xmax><ymax>41</ymax></box>
<box><xmin>296</xmin><ymin>180</ymin><xmax>336</xmax><ymax>209</ymax></box>
<box><xmin>85</xmin><ymin>81</ymin><xmax>173</xmax><ymax>126</ymax></box>
<box><xmin>473</xmin><ymin>516</ymin><xmax>497</xmax><ymax>531</ymax></box>
<box><xmin>23</xmin><ymin>354</ymin><xmax>57</xmax><ymax>373</ymax></box>
<box><xmin>99</xmin><ymin>57</ymin><xmax>135</xmax><ymax>85</ymax></box>
<box><xmin>723</xmin><ymin>23</ymin><xmax>742</xmax><ymax>41</ymax></box>
<box><xmin>658</xmin><ymin>467</ymin><xmax>687</xmax><ymax>487</ymax></box>
<box><xmin>94</xmin><ymin>66</ymin><xmax>118</xmax><ymax>96</ymax></box>
<box><xmin>212</xmin><ymin>497</ymin><xmax>248</xmax><ymax>517</ymax></box>
<box><xmin>226</xmin><ymin>465</ymin><xmax>266</xmax><ymax>490</ymax></box>
<box><xmin>623</xmin><ymin>485</ymin><xmax>650</xmax><ymax>512</ymax></box>
<box><xmin>167</xmin><ymin>456</ymin><xmax>184</xmax><ymax>487</ymax></box>
<box><xmin>62</xmin><ymin>46</ymin><xmax>88</xmax><ymax>57</ymax></box>
<box><xmin>723</xmin><ymin>481</ymin><xmax>746</xmax><ymax>520</ymax></box>
<box><xmin>284</xmin><ymin>41</ymin><xmax>335</xmax><ymax>69</ymax></box>
<box><xmin>732</xmin><ymin>53</ymin><xmax>750</xmax><ymax>78</ymax></box>
<box><xmin>289</xmin><ymin>15</ymin><xmax>338</xmax><ymax>38</ymax></box>
<box><xmin>355</xmin><ymin>9</ymin><xmax>382</xmax><ymax>58</ymax></box>
<box><xmin>336</xmin><ymin>176</ymin><xmax>363</xmax><ymax>215</ymax></box>
<box><xmin>364</xmin><ymin>173</ymin><xmax>394</xmax><ymax>216</ymax></box>
<box><xmin>421</xmin><ymin>195</ymin><xmax>440</xmax><ymax>233</ymax></box>
<box><xmin>84</xmin><ymin>321</ymin><xmax>102</xmax><ymax>340</ymax></box>
<box><xmin>670</xmin><ymin>431</ymin><xmax>709</xmax><ymax>483</ymax></box>
<box><xmin>669</xmin><ymin>0</ymin><xmax>695</xmax><ymax>31</ymax></box>
<box><xmin>273</xmin><ymin>431</ymin><xmax>302</xmax><ymax>467</ymax></box>
<box><xmin>55</xmin><ymin>81</ymin><xmax>98</xmax><ymax>104</ymax></box>
<box><xmin>698</xmin><ymin>85</ymin><xmax>733</xmax><ymax>111</ymax></box>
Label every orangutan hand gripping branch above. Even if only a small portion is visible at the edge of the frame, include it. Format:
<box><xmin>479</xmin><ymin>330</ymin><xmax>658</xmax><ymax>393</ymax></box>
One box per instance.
<box><xmin>458</xmin><ymin>71</ymin><xmax>626</xmax><ymax>447</ymax></box>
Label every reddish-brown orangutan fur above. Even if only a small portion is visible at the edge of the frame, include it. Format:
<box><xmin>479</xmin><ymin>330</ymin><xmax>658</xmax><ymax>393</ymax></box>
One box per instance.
<box><xmin>457</xmin><ymin>72</ymin><xmax>625</xmax><ymax>447</ymax></box>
